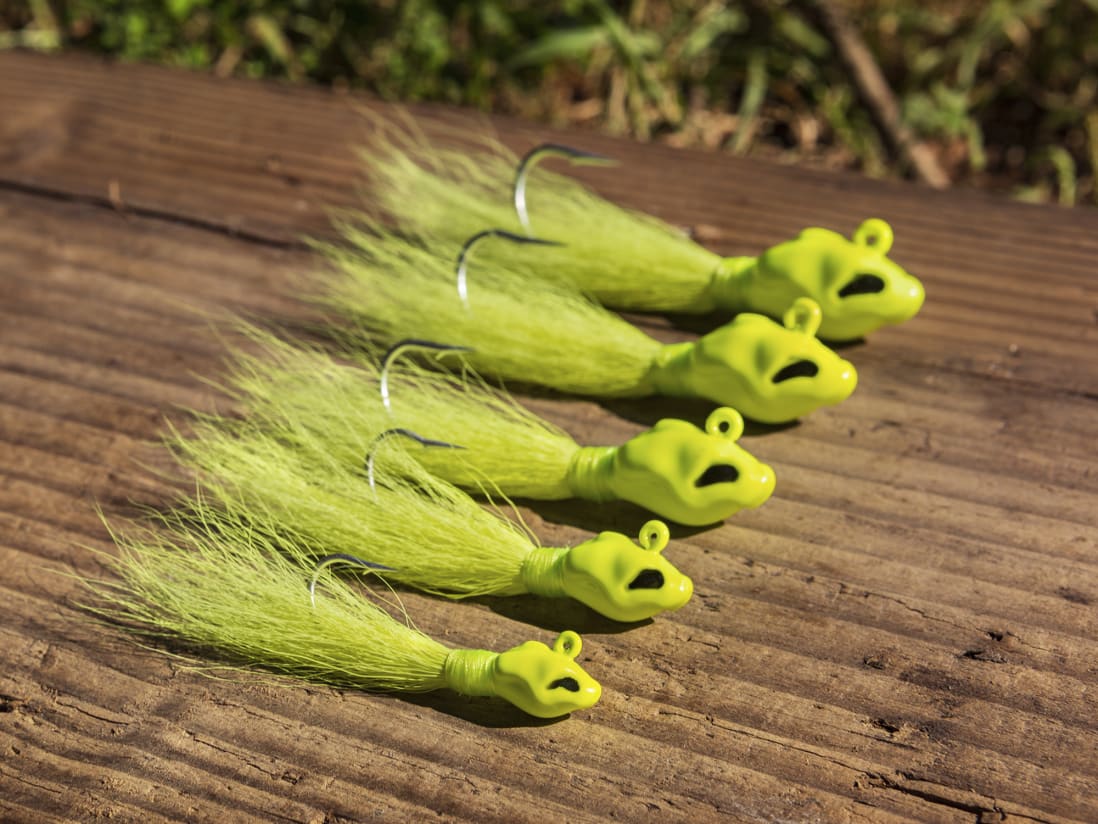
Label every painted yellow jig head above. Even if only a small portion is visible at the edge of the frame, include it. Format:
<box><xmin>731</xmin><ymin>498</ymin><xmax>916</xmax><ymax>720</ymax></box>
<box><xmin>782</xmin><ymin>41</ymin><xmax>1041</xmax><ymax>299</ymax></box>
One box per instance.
<box><xmin>324</xmin><ymin>228</ymin><xmax>858</xmax><ymax>422</ymax></box>
<box><xmin>647</xmin><ymin>297</ymin><xmax>857</xmax><ymax>424</ymax></box>
<box><xmin>368</xmin><ymin>140</ymin><xmax>924</xmax><ymax>341</ymax></box>
<box><xmin>521</xmin><ymin>520</ymin><xmax>693</xmax><ymax>622</ymax></box>
<box><xmin>444</xmin><ymin>630</ymin><xmax>601</xmax><ymax>718</ymax></box>
<box><xmin>97</xmin><ymin>500</ymin><xmax>604</xmax><ymax>719</ymax></box>
<box><xmin>714</xmin><ymin>219</ymin><xmax>925</xmax><ymax>341</ymax></box>
<box><xmin>566</xmin><ymin>407</ymin><xmax>774</xmax><ymax>527</ymax></box>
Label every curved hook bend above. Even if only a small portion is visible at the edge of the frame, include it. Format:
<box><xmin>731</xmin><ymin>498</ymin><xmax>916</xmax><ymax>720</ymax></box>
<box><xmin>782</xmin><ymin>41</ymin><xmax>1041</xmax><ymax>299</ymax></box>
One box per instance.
<box><xmin>380</xmin><ymin>339</ymin><xmax>473</xmax><ymax>412</ymax></box>
<box><xmin>308</xmin><ymin>553</ymin><xmax>396</xmax><ymax>608</ymax></box>
<box><xmin>365</xmin><ymin>427</ymin><xmax>465</xmax><ymax>494</ymax></box>
<box><xmin>513</xmin><ymin>143</ymin><xmax>616</xmax><ymax>235</ymax></box>
<box><xmin>455</xmin><ymin>229</ymin><xmax>561</xmax><ymax>309</ymax></box>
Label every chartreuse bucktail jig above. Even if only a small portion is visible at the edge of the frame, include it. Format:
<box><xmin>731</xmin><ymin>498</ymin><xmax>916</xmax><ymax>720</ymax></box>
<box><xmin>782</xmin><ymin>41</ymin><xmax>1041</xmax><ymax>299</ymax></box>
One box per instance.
<box><xmin>91</xmin><ymin>504</ymin><xmax>601</xmax><ymax>718</ymax></box>
<box><xmin>169</xmin><ymin>414</ymin><xmax>693</xmax><ymax>622</ymax></box>
<box><xmin>223</xmin><ymin>335</ymin><xmax>776</xmax><ymax>526</ymax></box>
<box><xmin>317</xmin><ymin>226</ymin><xmax>856</xmax><ymax>423</ymax></box>
<box><xmin>366</xmin><ymin>132</ymin><xmax>924</xmax><ymax>341</ymax></box>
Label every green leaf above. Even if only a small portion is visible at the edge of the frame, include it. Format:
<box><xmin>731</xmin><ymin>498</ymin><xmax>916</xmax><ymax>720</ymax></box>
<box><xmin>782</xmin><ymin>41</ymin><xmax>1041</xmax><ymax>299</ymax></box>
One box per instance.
<box><xmin>247</xmin><ymin>13</ymin><xmax>294</xmax><ymax>67</ymax></box>
<box><xmin>508</xmin><ymin>26</ymin><xmax>610</xmax><ymax>68</ymax></box>
<box><xmin>776</xmin><ymin>10</ymin><xmax>829</xmax><ymax>59</ymax></box>
<box><xmin>1044</xmin><ymin>145</ymin><xmax>1077</xmax><ymax>205</ymax></box>
<box><xmin>167</xmin><ymin>0</ymin><xmax>204</xmax><ymax>21</ymax></box>
<box><xmin>732</xmin><ymin>49</ymin><xmax>767</xmax><ymax>154</ymax></box>
<box><xmin>678</xmin><ymin>9</ymin><xmax>747</xmax><ymax>64</ymax></box>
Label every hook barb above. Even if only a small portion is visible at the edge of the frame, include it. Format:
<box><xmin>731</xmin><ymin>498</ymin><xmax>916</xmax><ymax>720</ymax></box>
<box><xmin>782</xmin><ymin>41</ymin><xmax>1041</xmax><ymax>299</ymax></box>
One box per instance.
<box><xmin>309</xmin><ymin>553</ymin><xmax>396</xmax><ymax>608</ymax></box>
<box><xmin>455</xmin><ymin>229</ymin><xmax>562</xmax><ymax>309</ymax></box>
<box><xmin>513</xmin><ymin>143</ymin><xmax>617</xmax><ymax>235</ymax></box>
<box><xmin>380</xmin><ymin>339</ymin><xmax>473</xmax><ymax>412</ymax></box>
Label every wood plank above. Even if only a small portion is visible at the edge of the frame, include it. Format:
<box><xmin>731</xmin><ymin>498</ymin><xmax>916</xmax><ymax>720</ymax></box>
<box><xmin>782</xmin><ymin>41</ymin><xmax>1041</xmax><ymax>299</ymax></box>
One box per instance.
<box><xmin>1</xmin><ymin>52</ymin><xmax>1097</xmax><ymax>822</ymax></box>
<box><xmin>6</xmin><ymin>51</ymin><xmax>1096</xmax><ymax>399</ymax></box>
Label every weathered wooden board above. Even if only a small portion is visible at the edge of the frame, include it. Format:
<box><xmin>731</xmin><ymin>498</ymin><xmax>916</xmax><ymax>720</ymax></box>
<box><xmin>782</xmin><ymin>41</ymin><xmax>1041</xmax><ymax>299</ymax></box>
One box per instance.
<box><xmin>1</xmin><ymin>51</ymin><xmax>1097</xmax><ymax>823</ymax></box>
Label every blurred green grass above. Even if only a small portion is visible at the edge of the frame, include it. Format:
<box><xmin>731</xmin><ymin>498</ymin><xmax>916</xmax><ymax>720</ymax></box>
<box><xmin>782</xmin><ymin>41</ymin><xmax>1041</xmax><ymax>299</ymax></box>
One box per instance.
<box><xmin>2</xmin><ymin>1</ymin><xmax>1095</xmax><ymax>205</ymax></box>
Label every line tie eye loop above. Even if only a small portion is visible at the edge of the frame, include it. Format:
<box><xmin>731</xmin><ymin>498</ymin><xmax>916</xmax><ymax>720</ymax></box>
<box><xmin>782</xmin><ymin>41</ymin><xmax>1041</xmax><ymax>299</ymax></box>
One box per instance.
<box><xmin>365</xmin><ymin>428</ymin><xmax>464</xmax><ymax>497</ymax></box>
<box><xmin>638</xmin><ymin>520</ymin><xmax>670</xmax><ymax>553</ymax></box>
<box><xmin>705</xmin><ymin>407</ymin><xmax>744</xmax><ymax>441</ymax></box>
<box><xmin>553</xmin><ymin>630</ymin><xmax>582</xmax><ymax>659</ymax></box>
<box><xmin>512</xmin><ymin>143</ymin><xmax>617</xmax><ymax>235</ymax></box>
<box><xmin>455</xmin><ymin>228</ymin><xmax>562</xmax><ymax>309</ymax></box>
<box><xmin>853</xmin><ymin>218</ymin><xmax>894</xmax><ymax>254</ymax></box>
<box><xmin>379</xmin><ymin>339</ymin><xmax>472</xmax><ymax>412</ymax></box>
<box><xmin>782</xmin><ymin>297</ymin><xmax>822</xmax><ymax>336</ymax></box>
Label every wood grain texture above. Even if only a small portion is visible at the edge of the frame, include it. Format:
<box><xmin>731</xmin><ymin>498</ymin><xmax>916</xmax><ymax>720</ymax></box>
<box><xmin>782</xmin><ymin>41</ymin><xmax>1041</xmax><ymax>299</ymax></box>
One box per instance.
<box><xmin>1</xmin><ymin>51</ymin><xmax>1097</xmax><ymax>823</ymax></box>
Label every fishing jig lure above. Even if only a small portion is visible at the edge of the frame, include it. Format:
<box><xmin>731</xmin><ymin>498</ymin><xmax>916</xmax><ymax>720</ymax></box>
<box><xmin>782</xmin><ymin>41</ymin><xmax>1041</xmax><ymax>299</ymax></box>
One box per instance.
<box><xmin>368</xmin><ymin>136</ymin><xmax>925</xmax><ymax>341</ymax></box>
<box><xmin>224</xmin><ymin>336</ymin><xmax>776</xmax><ymax>526</ymax></box>
<box><xmin>170</xmin><ymin>414</ymin><xmax>694</xmax><ymax>623</ymax></box>
<box><xmin>93</xmin><ymin>504</ymin><xmax>601</xmax><ymax>718</ymax></box>
<box><xmin>319</xmin><ymin>226</ymin><xmax>857</xmax><ymax>423</ymax></box>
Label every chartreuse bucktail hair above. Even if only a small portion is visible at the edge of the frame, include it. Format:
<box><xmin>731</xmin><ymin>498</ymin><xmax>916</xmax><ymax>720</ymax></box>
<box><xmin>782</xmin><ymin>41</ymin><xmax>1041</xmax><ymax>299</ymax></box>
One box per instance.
<box><xmin>317</xmin><ymin>226</ymin><xmax>857</xmax><ymax>423</ymax></box>
<box><xmin>90</xmin><ymin>503</ymin><xmax>601</xmax><ymax>718</ymax></box>
<box><xmin>168</xmin><ymin>413</ymin><xmax>693</xmax><ymax>623</ymax></box>
<box><xmin>366</xmin><ymin>133</ymin><xmax>924</xmax><ymax>341</ymax></box>
<box><xmin>223</xmin><ymin>336</ymin><xmax>775</xmax><ymax>526</ymax></box>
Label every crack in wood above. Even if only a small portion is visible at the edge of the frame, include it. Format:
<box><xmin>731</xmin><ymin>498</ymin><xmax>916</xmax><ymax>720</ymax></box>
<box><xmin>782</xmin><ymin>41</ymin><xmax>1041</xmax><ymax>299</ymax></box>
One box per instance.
<box><xmin>865</xmin><ymin>770</ymin><xmax>1052</xmax><ymax>824</ymax></box>
<box><xmin>0</xmin><ymin>177</ymin><xmax>305</xmax><ymax>251</ymax></box>
<box><xmin>0</xmin><ymin>768</ymin><xmax>63</xmax><ymax>794</ymax></box>
<box><xmin>55</xmin><ymin>700</ymin><xmax>132</xmax><ymax>726</ymax></box>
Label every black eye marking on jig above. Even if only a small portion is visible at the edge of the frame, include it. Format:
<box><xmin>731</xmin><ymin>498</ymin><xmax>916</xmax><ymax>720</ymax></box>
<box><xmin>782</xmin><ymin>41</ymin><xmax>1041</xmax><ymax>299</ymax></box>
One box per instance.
<box><xmin>838</xmin><ymin>273</ymin><xmax>886</xmax><ymax>298</ymax></box>
<box><xmin>772</xmin><ymin>360</ymin><xmax>820</xmax><ymax>383</ymax></box>
<box><xmin>628</xmin><ymin>569</ymin><xmax>666</xmax><ymax>590</ymax></box>
<box><xmin>549</xmin><ymin>677</ymin><xmax>581</xmax><ymax>692</ymax></box>
<box><xmin>695</xmin><ymin>465</ymin><xmax>740</xmax><ymax>487</ymax></box>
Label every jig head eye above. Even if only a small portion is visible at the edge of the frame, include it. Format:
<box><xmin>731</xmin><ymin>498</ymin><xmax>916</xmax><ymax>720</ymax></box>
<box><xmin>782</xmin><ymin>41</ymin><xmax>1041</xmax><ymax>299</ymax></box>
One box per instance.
<box><xmin>772</xmin><ymin>360</ymin><xmax>820</xmax><ymax>383</ymax></box>
<box><xmin>627</xmin><ymin>569</ymin><xmax>666</xmax><ymax>590</ymax></box>
<box><xmin>696</xmin><ymin>408</ymin><xmax>747</xmax><ymax>488</ymax></box>
<box><xmin>695</xmin><ymin>464</ymin><xmax>740</xmax><ymax>487</ymax></box>
<box><xmin>548</xmin><ymin>677</ymin><xmax>581</xmax><ymax>692</ymax></box>
<box><xmin>838</xmin><ymin>274</ymin><xmax>887</xmax><ymax>298</ymax></box>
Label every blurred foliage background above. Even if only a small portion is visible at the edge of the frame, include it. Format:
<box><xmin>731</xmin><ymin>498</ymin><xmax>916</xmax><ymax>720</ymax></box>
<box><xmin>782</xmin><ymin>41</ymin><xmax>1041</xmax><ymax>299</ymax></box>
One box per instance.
<box><xmin>2</xmin><ymin>0</ymin><xmax>1095</xmax><ymax>205</ymax></box>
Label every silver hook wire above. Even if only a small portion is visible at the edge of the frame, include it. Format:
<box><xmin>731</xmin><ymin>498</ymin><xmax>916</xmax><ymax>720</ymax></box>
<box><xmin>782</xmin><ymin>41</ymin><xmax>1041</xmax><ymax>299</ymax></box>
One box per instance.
<box><xmin>308</xmin><ymin>553</ymin><xmax>396</xmax><ymax>608</ymax></box>
<box><xmin>512</xmin><ymin>143</ymin><xmax>616</xmax><ymax>236</ymax></box>
<box><xmin>455</xmin><ymin>229</ymin><xmax>561</xmax><ymax>310</ymax></box>
<box><xmin>379</xmin><ymin>339</ymin><xmax>472</xmax><ymax>412</ymax></box>
<box><xmin>365</xmin><ymin>427</ymin><xmax>464</xmax><ymax>496</ymax></box>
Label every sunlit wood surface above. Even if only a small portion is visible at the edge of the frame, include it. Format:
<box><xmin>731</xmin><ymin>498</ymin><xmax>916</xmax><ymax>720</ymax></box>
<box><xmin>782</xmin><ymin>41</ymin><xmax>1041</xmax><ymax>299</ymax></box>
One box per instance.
<box><xmin>2</xmin><ymin>51</ymin><xmax>1097</xmax><ymax>823</ymax></box>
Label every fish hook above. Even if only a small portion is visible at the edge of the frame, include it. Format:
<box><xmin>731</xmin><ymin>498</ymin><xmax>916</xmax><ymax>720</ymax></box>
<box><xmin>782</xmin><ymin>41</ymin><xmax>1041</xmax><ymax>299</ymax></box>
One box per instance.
<box><xmin>379</xmin><ymin>339</ymin><xmax>473</xmax><ymax>412</ymax></box>
<box><xmin>308</xmin><ymin>553</ymin><xmax>396</xmax><ymax>609</ymax></box>
<box><xmin>455</xmin><ymin>229</ymin><xmax>561</xmax><ymax>310</ymax></box>
<box><xmin>512</xmin><ymin>143</ymin><xmax>616</xmax><ymax>236</ymax></box>
<box><xmin>364</xmin><ymin>427</ymin><xmax>465</xmax><ymax>496</ymax></box>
